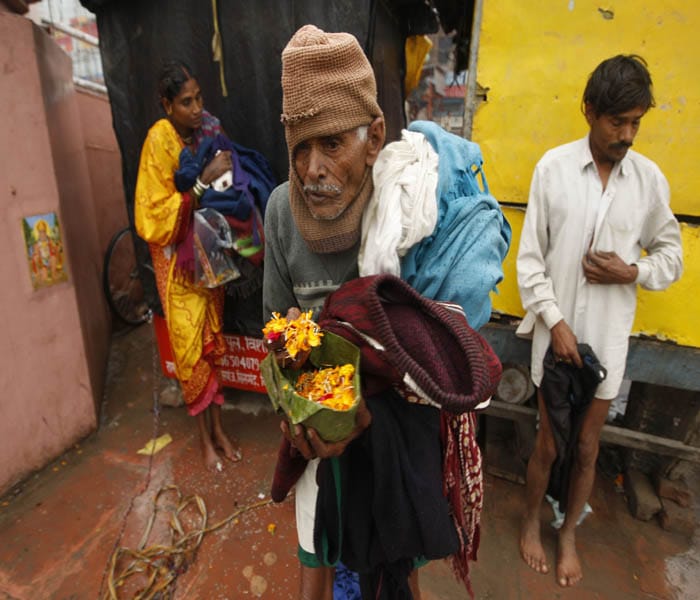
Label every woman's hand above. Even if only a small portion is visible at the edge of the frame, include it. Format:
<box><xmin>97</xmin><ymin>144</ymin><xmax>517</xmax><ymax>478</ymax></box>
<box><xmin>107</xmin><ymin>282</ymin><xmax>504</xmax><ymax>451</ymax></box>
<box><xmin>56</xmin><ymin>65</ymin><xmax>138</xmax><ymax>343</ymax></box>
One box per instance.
<box><xmin>200</xmin><ymin>150</ymin><xmax>232</xmax><ymax>185</ymax></box>
<box><xmin>280</xmin><ymin>397</ymin><xmax>372</xmax><ymax>460</ymax></box>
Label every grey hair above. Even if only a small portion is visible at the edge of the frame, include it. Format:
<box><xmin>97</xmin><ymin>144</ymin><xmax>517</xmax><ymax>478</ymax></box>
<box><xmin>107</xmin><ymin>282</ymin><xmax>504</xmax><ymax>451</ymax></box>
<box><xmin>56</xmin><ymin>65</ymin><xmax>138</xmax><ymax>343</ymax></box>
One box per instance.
<box><xmin>356</xmin><ymin>125</ymin><xmax>368</xmax><ymax>141</ymax></box>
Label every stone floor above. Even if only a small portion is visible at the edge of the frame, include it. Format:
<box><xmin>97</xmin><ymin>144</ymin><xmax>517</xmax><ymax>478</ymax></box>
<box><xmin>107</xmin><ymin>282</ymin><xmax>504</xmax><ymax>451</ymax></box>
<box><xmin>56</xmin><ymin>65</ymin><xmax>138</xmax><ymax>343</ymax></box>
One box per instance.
<box><xmin>0</xmin><ymin>323</ymin><xmax>697</xmax><ymax>599</ymax></box>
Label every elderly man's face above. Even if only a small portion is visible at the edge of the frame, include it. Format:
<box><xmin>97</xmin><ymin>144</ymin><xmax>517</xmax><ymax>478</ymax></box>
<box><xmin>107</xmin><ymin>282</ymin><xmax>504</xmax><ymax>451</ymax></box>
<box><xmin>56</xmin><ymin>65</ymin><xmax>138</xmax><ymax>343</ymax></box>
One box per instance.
<box><xmin>293</xmin><ymin>120</ymin><xmax>384</xmax><ymax>220</ymax></box>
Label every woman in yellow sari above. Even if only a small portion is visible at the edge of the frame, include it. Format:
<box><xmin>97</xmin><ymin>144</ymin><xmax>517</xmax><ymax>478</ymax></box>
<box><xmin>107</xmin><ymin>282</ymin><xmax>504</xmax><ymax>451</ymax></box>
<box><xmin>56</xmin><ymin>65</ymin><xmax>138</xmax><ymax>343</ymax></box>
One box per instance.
<box><xmin>135</xmin><ymin>61</ymin><xmax>241</xmax><ymax>471</ymax></box>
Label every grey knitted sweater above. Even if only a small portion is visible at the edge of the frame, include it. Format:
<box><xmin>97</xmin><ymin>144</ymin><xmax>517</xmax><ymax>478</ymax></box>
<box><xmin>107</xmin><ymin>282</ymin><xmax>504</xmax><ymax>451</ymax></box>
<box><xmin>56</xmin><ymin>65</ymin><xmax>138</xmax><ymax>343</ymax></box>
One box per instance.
<box><xmin>262</xmin><ymin>182</ymin><xmax>360</xmax><ymax>322</ymax></box>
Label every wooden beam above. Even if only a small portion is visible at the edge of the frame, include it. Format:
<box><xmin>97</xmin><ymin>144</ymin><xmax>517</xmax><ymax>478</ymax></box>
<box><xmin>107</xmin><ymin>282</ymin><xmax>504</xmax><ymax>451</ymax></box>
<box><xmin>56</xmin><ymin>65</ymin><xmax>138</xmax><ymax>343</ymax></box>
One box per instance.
<box><xmin>461</xmin><ymin>0</ymin><xmax>484</xmax><ymax>138</ymax></box>
<box><xmin>482</xmin><ymin>399</ymin><xmax>700</xmax><ymax>463</ymax></box>
<box><xmin>481</xmin><ymin>321</ymin><xmax>700</xmax><ymax>392</ymax></box>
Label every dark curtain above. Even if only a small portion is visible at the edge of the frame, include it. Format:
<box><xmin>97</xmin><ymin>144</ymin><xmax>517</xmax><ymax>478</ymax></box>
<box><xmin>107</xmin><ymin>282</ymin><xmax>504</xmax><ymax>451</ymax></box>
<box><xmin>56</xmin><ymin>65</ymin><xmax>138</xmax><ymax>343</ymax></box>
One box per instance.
<box><xmin>79</xmin><ymin>0</ymin><xmax>449</xmax><ymax>313</ymax></box>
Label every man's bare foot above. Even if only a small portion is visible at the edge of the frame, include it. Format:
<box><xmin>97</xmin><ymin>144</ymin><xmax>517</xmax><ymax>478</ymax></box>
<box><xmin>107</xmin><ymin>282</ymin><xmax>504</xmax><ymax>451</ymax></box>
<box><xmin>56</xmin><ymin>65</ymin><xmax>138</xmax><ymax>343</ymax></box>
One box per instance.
<box><xmin>556</xmin><ymin>528</ymin><xmax>582</xmax><ymax>587</ymax></box>
<box><xmin>520</xmin><ymin>516</ymin><xmax>549</xmax><ymax>574</ymax></box>
<box><xmin>213</xmin><ymin>430</ymin><xmax>242</xmax><ymax>463</ymax></box>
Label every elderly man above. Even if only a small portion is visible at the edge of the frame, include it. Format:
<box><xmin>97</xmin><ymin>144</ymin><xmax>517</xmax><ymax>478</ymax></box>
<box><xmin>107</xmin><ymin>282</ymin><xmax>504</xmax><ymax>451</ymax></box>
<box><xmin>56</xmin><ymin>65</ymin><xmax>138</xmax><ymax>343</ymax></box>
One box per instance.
<box><xmin>517</xmin><ymin>55</ymin><xmax>683</xmax><ymax>587</ymax></box>
<box><xmin>263</xmin><ymin>25</ymin><xmax>510</xmax><ymax>599</ymax></box>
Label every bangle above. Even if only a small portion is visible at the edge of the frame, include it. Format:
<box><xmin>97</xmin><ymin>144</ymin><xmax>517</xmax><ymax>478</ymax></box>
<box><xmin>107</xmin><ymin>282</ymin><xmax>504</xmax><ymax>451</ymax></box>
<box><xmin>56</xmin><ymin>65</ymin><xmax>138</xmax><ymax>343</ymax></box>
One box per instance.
<box><xmin>192</xmin><ymin>176</ymin><xmax>210</xmax><ymax>199</ymax></box>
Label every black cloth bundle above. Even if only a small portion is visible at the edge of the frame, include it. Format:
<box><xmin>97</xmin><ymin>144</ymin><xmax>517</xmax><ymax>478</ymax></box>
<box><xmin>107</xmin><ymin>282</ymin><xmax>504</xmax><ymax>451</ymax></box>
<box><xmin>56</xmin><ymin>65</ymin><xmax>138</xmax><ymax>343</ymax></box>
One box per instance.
<box><xmin>541</xmin><ymin>343</ymin><xmax>607</xmax><ymax>505</ymax></box>
<box><xmin>314</xmin><ymin>391</ymin><xmax>459</xmax><ymax>599</ymax></box>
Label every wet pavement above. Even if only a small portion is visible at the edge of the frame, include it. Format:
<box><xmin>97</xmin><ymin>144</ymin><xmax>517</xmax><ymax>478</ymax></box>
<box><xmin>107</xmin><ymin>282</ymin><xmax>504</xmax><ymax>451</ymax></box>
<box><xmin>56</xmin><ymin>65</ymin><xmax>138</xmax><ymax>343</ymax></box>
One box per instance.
<box><xmin>0</xmin><ymin>323</ymin><xmax>698</xmax><ymax>599</ymax></box>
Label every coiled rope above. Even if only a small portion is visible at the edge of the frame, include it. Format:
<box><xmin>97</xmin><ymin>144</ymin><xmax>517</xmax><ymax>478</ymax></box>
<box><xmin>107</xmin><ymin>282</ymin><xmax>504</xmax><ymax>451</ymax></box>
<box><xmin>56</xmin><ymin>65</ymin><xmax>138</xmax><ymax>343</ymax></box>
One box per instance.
<box><xmin>102</xmin><ymin>485</ymin><xmax>272</xmax><ymax>599</ymax></box>
<box><xmin>98</xmin><ymin>317</ymin><xmax>273</xmax><ymax>599</ymax></box>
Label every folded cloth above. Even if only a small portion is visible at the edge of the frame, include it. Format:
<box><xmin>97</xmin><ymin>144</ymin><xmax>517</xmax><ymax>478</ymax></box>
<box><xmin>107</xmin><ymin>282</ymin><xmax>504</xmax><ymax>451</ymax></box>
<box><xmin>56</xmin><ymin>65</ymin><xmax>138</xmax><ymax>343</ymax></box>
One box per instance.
<box><xmin>400</xmin><ymin>120</ymin><xmax>511</xmax><ymax>331</ymax></box>
<box><xmin>174</xmin><ymin>133</ymin><xmax>274</xmax><ymax>282</ymax></box>
<box><xmin>359</xmin><ymin>129</ymin><xmax>438</xmax><ymax>277</ymax></box>
<box><xmin>313</xmin><ymin>391</ymin><xmax>460</xmax><ymax>571</ymax></box>
<box><xmin>269</xmin><ymin>273</ymin><xmax>501</xmax><ymax>503</ymax></box>
<box><xmin>318</xmin><ymin>273</ymin><xmax>502</xmax><ymax>411</ymax></box>
<box><xmin>199</xmin><ymin>138</ymin><xmax>254</xmax><ymax>220</ymax></box>
<box><xmin>313</xmin><ymin>273</ymin><xmax>497</xmax><ymax>598</ymax></box>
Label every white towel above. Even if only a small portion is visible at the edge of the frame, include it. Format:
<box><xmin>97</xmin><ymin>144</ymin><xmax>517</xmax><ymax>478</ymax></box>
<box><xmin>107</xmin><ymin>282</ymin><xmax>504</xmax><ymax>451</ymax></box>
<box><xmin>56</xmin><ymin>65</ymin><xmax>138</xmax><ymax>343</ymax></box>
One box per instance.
<box><xmin>359</xmin><ymin>130</ymin><xmax>438</xmax><ymax>276</ymax></box>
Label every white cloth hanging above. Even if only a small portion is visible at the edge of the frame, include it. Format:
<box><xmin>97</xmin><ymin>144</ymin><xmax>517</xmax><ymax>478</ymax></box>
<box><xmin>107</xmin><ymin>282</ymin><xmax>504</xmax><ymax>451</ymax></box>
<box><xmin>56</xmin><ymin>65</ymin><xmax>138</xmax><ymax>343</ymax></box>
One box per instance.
<box><xmin>359</xmin><ymin>130</ymin><xmax>438</xmax><ymax>277</ymax></box>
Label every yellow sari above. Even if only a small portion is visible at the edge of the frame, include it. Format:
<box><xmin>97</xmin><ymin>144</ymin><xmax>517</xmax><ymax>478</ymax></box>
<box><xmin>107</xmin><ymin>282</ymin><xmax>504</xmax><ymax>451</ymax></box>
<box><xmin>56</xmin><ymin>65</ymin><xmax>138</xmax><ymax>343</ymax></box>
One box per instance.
<box><xmin>135</xmin><ymin>118</ymin><xmax>225</xmax><ymax>414</ymax></box>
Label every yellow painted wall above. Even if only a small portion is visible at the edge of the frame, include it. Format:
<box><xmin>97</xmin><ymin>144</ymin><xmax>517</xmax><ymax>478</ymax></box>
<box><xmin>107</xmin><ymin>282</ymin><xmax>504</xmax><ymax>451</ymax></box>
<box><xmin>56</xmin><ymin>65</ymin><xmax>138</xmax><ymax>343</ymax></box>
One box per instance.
<box><xmin>491</xmin><ymin>209</ymin><xmax>700</xmax><ymax>348</ymax></box>
<box><xmin>474</xmin><ymin>0</ymin><xmax>700</xmax><ymax>215</ymax></box>
<box><xmin>476</xmin><ymin>1</ymin><xmax>700</xmax><ymax>347</ymax></box>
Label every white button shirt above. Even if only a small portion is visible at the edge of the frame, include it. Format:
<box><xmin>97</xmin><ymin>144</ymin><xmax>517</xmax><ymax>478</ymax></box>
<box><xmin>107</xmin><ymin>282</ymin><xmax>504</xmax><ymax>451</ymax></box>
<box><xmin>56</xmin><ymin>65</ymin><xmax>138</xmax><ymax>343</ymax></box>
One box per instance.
<box><xmin>516</xmin><ymin>136</ymin><xmax>683</xmax><ymax>399</ymax></box>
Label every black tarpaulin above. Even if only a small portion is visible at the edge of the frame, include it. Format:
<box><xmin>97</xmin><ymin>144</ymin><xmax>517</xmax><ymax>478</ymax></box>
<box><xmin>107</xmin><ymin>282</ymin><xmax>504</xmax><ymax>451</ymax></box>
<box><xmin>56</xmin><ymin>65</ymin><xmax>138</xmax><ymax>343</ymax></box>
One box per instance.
<box><xmin>79</xmin><ymin>0</ymin><xmax>451</xmax><ymax>327</ymax></box>
<box><xmin>80</xmin><ymin>0</ymin><xmax>444</xmax><ymax>221</ymax></box>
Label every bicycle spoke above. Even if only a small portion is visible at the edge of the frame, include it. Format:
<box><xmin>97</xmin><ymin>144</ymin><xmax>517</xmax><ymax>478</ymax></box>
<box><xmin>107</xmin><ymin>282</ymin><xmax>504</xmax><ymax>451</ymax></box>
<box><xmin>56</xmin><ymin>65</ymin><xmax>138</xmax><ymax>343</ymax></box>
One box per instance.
<box><xmin>103</xmin><ymin>227</ymin><xmax>148</xmax><ymax>325</ymax></box>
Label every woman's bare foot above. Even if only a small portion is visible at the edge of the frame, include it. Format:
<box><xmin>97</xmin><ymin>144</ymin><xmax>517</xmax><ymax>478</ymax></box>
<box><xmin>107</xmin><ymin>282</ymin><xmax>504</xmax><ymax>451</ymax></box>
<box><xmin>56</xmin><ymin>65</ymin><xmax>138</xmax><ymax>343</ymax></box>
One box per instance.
<box><xmin>201</xmin><ymin>438</ymin><xmax>223</xmax><ymax>472</ymax></box>
<box><xmin>197</xmin><ymin>411</ymin><xmax>223</xmax><ymax>472</ymax></box>
<box><xmin>520</xmin><ymin>516</ymin><xmax>549</xmax><ymax>574</ymax></box>
<box><xmin>213</xmin><ymin>430</ymin><xmax>242</xmax><ymax>462</ymax></box>
<box><xmin>556</xmin><ymin>528</ymin><xmax>582</xmax><ymax>587</ymax></box>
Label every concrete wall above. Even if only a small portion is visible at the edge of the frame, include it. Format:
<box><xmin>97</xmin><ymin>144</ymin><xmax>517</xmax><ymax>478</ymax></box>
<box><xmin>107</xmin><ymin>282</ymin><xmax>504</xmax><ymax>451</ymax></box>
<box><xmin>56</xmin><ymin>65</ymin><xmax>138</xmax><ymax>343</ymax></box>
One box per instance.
<box><xmin>473</xmin><ymin>0</ymin><xmax>700</xmax><ymax>347</ymax></box>
<box><xmin>77</xmin><ymin>90</ymin><xmax>130</xmax><ymax>257</ymax></box>
<box><xmin>0</xmin><ymin>12</ymin><xmax>116</xmax><ymax>494</ymax></box>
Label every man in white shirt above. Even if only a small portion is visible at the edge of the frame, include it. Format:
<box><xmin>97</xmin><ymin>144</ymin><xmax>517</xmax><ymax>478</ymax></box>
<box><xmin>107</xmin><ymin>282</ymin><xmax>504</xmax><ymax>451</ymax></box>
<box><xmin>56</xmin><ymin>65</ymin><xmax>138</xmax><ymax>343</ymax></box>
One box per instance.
<box><xmin>516</xmin><ymin>55</ymin><xmax>683</xmax><ymax>587</ymax></box>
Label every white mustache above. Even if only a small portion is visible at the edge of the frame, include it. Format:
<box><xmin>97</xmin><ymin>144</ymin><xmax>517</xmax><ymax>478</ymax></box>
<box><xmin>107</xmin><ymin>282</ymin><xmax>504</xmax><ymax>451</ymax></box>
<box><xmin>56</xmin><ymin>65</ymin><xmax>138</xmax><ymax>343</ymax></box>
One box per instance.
<box><xmin>303</xmin><ymin>183</ymin><xmax>342</xmax><ymax>196</ymax></box>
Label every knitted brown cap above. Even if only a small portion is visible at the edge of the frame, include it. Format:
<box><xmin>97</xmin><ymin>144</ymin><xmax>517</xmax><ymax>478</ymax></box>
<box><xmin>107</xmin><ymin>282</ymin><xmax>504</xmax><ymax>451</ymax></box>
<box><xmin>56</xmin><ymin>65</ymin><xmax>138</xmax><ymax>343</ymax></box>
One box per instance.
<box><xmin>281</xmin><ymin>24</ymin><xmax>383</xmax><ymax>151</ymax></box>
<box><xmin>280</xmin><ymin>25</ymin><xmax>384</xmax><ymax>254</ymax></box>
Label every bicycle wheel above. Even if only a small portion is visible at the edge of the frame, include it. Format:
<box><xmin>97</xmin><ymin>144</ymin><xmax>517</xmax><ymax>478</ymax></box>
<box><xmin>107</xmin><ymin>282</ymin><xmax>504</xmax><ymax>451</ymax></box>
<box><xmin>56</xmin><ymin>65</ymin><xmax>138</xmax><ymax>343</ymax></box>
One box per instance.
<box><xmin>103</xmin><ymin>226</ymin><xmax>149</xmax><ymax>325</ymax></box>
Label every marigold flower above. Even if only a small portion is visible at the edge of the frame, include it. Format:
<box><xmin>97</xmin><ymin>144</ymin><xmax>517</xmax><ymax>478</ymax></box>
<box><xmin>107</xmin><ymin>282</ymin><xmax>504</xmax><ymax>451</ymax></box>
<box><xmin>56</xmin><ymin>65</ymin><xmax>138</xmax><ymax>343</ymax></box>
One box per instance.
<box><xmin>262</xmin><ymin>310</ymin><xmax>323</xmax><ymax>359</ymax></box>
<box><xmin>262</xmin><ymin>312</ymin><xmax>288</xmax><ymax>338</ymax></box>
<box><xmin>294</xmin><ymin>364</ymin><xmax>356</xmax><ymax>411</ymax></box>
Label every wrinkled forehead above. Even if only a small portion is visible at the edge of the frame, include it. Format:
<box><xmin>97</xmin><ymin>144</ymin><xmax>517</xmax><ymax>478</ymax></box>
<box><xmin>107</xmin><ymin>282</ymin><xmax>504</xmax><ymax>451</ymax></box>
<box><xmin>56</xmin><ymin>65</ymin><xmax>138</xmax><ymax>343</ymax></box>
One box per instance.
<box><xmin>292</xmin><ymin>125</ymin><xmax>367</xmax><ymax>150</ymax></box>
<box><xmin>286</xmin><ymin>112</ymin><xmax>370</xmax><ymax>151</ymax></box>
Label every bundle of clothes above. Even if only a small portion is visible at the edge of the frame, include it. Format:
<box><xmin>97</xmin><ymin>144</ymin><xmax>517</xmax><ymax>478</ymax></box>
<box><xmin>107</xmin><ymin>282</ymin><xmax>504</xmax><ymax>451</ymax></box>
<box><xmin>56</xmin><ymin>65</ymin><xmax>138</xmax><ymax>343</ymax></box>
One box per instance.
<box><xmin>270</xmin><ymin>121</ymin><xmax>512</xmax><ymax>599</ymax></box>
<box><xmin>174</xmin><ymin>133</ymin><xmax>276</xmax><ymax>333</ymax></box>
<box><xmin>271</xmin><ymin>274</ymin><xmax>502</xmax><ymax>599</ymax></box>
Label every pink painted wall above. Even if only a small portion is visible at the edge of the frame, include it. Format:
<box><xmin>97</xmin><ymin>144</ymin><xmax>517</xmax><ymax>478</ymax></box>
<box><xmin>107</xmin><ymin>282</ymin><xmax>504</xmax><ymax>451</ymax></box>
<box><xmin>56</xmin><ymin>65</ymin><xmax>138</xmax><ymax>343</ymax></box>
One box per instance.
<box><xmin>77</xmin><ymin>90</ymin><xmax>130</xmax><ymax>256</ymax></box>
<box><xmin>0</xmin><ymin>13</ymin><xmax>115</xmax><ymax>494</ymax></box>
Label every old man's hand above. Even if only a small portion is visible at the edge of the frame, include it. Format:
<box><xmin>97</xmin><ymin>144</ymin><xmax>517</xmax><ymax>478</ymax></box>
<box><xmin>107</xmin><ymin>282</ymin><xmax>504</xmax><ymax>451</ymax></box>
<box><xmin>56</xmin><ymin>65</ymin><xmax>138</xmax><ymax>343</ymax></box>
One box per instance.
<box><xmin>583</xmin><ymin>250</ymin><xmax>638</xmax><ymax>285</ymax></box>
<box><xmin>280</xmin><ymin>397</ymin><xmax>372</xmax><ymax>460</ymax></box>
<box><xmin>266</xmin><ymin>307</ymin><xmax>312</xmax><ymax>370</ymax></box>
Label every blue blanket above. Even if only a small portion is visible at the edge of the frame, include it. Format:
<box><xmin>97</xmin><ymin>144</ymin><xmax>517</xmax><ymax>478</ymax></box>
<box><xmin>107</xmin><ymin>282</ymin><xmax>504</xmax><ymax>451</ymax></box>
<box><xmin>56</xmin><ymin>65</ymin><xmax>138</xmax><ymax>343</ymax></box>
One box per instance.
<box><xmin>400</xmin><ymin>121</ymin><xmax>512</xmax><ymax>330</ymax></box>
<box><xmin>174</xmin><ymin>134</ymin><xmax>275</xmax><ymax>223</ymax></box>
